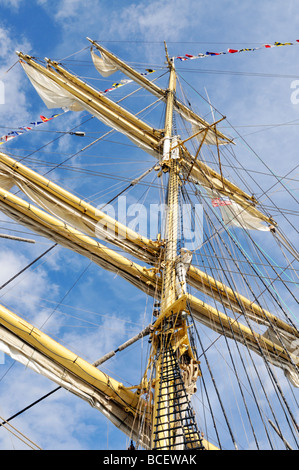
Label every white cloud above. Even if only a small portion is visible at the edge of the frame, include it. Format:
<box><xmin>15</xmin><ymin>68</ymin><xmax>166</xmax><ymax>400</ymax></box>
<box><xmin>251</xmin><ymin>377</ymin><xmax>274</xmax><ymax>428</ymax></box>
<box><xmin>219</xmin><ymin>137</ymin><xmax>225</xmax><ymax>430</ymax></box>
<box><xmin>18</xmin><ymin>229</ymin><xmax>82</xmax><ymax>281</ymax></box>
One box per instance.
<box><xmin>114</xmin><ymin>0</ymin><xmax>199</xmax><ymax>40</ymax></box>
<box><xmin>33</xmin><ymin>0</ymin><xmax>203</xmax><ymax>62</ymax></box>
<box><xmin>0</xmin><ymin>248</ymin><xmax>59</xmax><ymax>324</ymax></box>
<box><xmin>0</xmin><ymin>362</ymin><xmax>98</xmax><ymax>449</ymax></box>
<box><xmin>52</xmin><ymin>0</ymin><xmax>83</xmax><ymax>21</ymax></box>
<box><xmin>0</xmin><ymin>25</ymin><xmax>32</xmax><ymax>125</ymax></box>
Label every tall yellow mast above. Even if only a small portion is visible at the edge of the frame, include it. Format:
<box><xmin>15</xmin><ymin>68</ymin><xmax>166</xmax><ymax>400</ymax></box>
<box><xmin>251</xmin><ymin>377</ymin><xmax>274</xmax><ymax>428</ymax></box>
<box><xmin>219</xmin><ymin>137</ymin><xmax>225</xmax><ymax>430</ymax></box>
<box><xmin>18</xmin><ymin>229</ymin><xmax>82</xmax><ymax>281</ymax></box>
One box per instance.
<box><xmin>161</xmin><ymin>48</ymin><xmax>177</xmax><ymax>313</ymax></box>
<box><xmin>150</xmin><ymin>48</ymin><xmax>203</xmax><ymax>450</ymax></box>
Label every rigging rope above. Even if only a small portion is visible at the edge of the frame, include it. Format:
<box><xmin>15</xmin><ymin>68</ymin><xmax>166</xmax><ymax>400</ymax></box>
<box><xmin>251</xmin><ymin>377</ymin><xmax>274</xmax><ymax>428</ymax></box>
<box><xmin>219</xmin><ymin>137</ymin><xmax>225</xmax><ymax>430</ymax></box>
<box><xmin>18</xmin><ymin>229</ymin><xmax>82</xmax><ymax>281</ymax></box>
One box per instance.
<box><xmin>180</xmin><ymin>184</ymin><xmax>274</xmax><ymax>448</ymax></box>
<box><xmin>0</xmin><ymin>413</ymin><xmax>42</xmax><ymax>450</ymax></box>
<box><xmin>180</xmin><ymin>179</ymin><xmax>295</xmax><ymax>430</ymax></box>
<box><xmin>0</xmin><ymin>244</ymin><xmax>57</xmax><ymax>291</ymax></box>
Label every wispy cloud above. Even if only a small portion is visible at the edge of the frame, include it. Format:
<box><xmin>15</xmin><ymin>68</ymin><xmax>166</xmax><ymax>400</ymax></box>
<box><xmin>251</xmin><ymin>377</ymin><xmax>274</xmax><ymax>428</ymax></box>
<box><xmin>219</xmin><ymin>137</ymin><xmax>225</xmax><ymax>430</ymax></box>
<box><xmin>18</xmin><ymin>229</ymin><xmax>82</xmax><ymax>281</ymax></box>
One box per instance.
<box><xmin>0</xmin><ymin>25</ymin><xmax>32</xmax><ymax>125</ymax></box>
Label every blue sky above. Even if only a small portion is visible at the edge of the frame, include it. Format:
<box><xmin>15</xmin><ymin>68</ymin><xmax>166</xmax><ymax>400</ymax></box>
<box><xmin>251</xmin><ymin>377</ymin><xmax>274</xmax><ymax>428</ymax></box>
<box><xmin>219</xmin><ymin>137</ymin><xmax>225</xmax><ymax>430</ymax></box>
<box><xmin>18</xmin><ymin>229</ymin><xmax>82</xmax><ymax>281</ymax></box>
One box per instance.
<box><xmin>0</xmin><ymin>0</ymin><xmax>298</xmax><ymax>451</ymax></box>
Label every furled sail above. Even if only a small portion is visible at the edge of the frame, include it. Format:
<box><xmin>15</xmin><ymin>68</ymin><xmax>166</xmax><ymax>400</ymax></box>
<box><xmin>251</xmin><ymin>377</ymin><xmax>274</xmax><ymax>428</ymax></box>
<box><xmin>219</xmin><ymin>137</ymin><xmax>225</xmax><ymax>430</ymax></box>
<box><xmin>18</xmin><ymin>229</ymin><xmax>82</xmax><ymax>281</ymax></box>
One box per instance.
<box><xmin>0</xmin><ymin>152</ymin><xmax>160</xmax><ymax>263</ymax></box>
<box><xmin>11</xmin><ymin>50</ymin><xmax>297</xmax><ymax>388</ymax></box>
<box><xmin>187</xmin><ymin>294</ymin><xmax>299</xmax><ymax>387</ymax></box>
<box><xmin>88</xmin><ymin>38</ymin><xmax>166</xmax><ymax>99</ymax></box>
<box><xmin>187</xmin><ymin>264</ymin><xmax>299</xmax><ymax>342</ymax></box>
<box><xmin>177</xmin><ymin>111</ymin><xmax>230</xmax><ymax>146</ymax></box>
<box><xmin>20</xmin><ymin>61</ymin><xmax>84</xmax><ymax>112</ymax></box>
<box><xmin>0</xmin><ymin>173</ymin><xmax>14</xmax><ymax>190</ymax></box>
<box><xmin>90</xmin><ymin>48</ymin><xmax>118</xmax><ymax>77</ymax></box>
<box><xmin>0</xmin><ymin>153</ymin><xmax>294</xmax><ymax>365</ymax></box>
<box><xmin>179</xmin><ymin>146</ymin><xmax>275</xmax><ymax>228</ymax></box>
<box><xmin>0</xmin><ymin>184</ymin><xmax>297</xmax><ymax>386</ymax></box>
<box><xmin>0</xmin><ymin>304</ymin><xmax>221</xmax><ymax>450</ymax></box>
<box><xmin>17</xmin><ymin>53</ymin><xmax>164</xmax><ymax>159</ymax></box>
<box><xmin>0</xmin><ymin>304</ymin><xmax>151</xmax><ymax>448</ymax></box>
<box><xmin>0</xmin><ymin>152</ymin><xmax>293</xmax><ymax>370</ymax></box>
<box><xmin>0</xmin><ymin>186</ymin><xmax>159</xmax><ymax>298</ymax></box>
<box><xmin>17</xmin><ymin>51</ymin><xmax>274</xmax><ymax>232</ymax></box>
<box><xmin>87</xmin><ymin>38</ymin><xmax>233</xmax><ymax>146</ymax></box>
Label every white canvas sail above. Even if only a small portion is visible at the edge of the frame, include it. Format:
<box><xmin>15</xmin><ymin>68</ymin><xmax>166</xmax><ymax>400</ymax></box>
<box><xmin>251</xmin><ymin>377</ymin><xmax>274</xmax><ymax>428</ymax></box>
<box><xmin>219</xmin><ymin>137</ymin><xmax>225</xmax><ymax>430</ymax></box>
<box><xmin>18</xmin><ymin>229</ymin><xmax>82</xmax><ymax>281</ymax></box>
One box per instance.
<box><xmin>20</xmin><ymin>56</ymin><xmax>162</xmax><ymax>159</ymax></box>
<box><xmin>180</xmin><ymin>113</ymin><xmax>229</xmax><ymax>146</ymax></box>
<box><xmin>90</xmin><ymin>48</ymin><xmax>118</xmax><ymax>77</ymax></box>
<box><xmin>4</xmin><ymin>39</ymin><xmax>297</xmax><ymax>452</ymax></box>
<box><xmin>20</xmin><ymin>61</ymin><xmax>84</xmax><ymax>112</ymax></box>
<box><xmin>1</xmin><ymin>153</ymin><xmax>295</xmax><ymax>359</ymax></box>
<box><xmin>0</xmin><ymin>153</ymin><xmax>158</xmax><ymax>263</ymax></box>
<box><xmin>0</xmin><ymin>173</ymin><xmax>14</xmax><ymax>190</ymax></box>
<box><xmin>0</xmin><ymin>317</ymin><xmax>151</xmax><ymax>448</ymax></box>
<box><xmin>205</xmin><ymin>187</ymin><xmax>270</xmax><ymax>231</ymax></box>
<box><xmin>89</xmin><ymin>43</ymin><xmax>233</xmax><ymax>147</ymax></box>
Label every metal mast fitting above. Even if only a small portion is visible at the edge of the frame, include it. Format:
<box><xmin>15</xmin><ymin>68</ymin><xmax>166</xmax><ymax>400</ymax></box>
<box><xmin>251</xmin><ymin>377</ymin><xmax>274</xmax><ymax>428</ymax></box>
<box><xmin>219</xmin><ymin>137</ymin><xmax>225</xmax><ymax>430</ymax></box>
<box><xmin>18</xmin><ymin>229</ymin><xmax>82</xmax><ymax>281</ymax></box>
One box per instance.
<box><xmin>150</xmin><ymin>52</ymin><xmax>203</xmax><ymax>450</ymax></box>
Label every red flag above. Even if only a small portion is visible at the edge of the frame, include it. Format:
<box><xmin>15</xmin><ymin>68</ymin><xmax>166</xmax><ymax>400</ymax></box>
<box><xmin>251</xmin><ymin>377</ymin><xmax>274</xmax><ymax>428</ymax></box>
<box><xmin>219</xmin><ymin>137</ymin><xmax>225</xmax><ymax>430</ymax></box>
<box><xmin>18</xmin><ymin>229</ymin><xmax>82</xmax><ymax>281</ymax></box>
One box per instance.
<box><xmin>212</xmin><ymin>197</ymin><xmax>232</xmax><ymax>207</ymax></box>
<box><xmin>40</xmin><ymin>115</ymin><xmax>53</xmax><ymax>122</ymax></box>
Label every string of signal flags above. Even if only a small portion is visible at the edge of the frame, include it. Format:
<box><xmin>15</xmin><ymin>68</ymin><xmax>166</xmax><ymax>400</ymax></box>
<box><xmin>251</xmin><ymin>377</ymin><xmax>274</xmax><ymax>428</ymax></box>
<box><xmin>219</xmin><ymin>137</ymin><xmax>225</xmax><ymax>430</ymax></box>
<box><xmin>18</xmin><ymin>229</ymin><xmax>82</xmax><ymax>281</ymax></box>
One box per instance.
<box><xmin>175</xmin><ymin>39</ymin><xmax>299</xmax><ymax>61</ymax></box>
<box><xmin>1</xmin><ymin>39</ymin><xmax>298</xmax><ymax>147</ymax></box>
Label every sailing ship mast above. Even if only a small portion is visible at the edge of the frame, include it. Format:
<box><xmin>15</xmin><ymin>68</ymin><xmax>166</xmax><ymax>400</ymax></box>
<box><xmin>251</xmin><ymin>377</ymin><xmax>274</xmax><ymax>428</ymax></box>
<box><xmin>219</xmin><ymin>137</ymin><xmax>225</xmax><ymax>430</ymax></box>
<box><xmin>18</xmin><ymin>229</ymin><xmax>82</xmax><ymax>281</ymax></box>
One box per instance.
<box><xmin>148</xmin><ymin>45</ymin><xmax>203</xmax><ymax>449</ymax></box>
<box><xmin>0</xmin><ymin>39</ymin><xmax>297</xmax><ymax>450</ymax></box>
